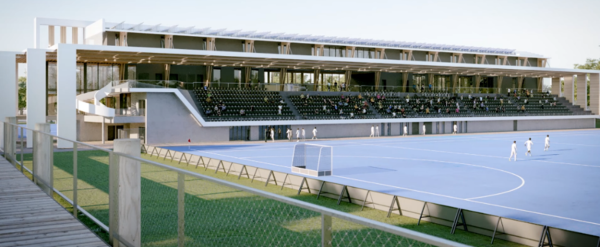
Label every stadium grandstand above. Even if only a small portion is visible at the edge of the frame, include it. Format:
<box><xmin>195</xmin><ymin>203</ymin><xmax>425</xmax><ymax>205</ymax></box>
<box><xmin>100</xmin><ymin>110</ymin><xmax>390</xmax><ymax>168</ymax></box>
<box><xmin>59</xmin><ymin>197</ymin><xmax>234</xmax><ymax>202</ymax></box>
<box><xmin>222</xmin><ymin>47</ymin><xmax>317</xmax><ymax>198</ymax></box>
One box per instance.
<box><xmin>1</xmin><ymin>17</ymin><xmax>600</xmax><ymax>247</ymax></box>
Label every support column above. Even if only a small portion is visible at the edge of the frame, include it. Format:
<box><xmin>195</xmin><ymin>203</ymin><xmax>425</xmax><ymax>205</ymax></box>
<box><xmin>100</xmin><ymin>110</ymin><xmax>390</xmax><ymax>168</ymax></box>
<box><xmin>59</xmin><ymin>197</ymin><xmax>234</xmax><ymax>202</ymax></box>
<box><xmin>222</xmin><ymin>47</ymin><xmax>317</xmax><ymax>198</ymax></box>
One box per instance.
<box><xmin>551</xmin><ymin>77</ymin><xmax>561</xmax><ymax>96</ymax></box>
<box><xmin>402</xmin><ymin>73</ymin><xmax>409</xmax><ymax>92</ymax></box>
<box><xmin>26</xmin><ymin>49</ymin><xmax>46</xmax><ymax>148</ymax></box>
<box><xmin>119</xmin><ymin>32</ymin><xmax>128</xmax><ymax>47</ymax></box>
<box><xmin>452</xmin><ymin>74</ymin><xmax>458</xmax><ymax>93</ymax></box>
<box><xmin>205</xmin><ymin>65</ymin><xmax>213</xmax><ymax>85</ymax></box>
<box><xmin>48</xmin><ymin>26</ymin><xmax>55</xmax><ymax>47</ymax></box>
<box><xmin>72</xmin><ymin>27</ymin><xmax>79</xmax><ymax>44</ymax></box>
<box><xmin>576</xmin><ymin>74</ymin><xmax>588</xmax><ymax>109</ymax></box>
<box><xmin>474</xmin><ymin>75</ymin><xmax>481</xmax><ymax>92</ymax></box>
<box><xmin>418</xmin><ymin>122</ymin><xmax>424</xmax><ymax>135</ymax></box>
<box><xmin>164</xmin><ymin>64</ymin><xmax>171</xmax><ymax>81</ymax></box>
<box><xmin>589</xmin><ymin>73</ymin><xmax>600</xmax><ymax>115</ymax></box>
<box><xmin>517</xmin><ymin>77</ymin><xmax>524</xmax><ymax>91</ymax></box>
<box><xmin>0</xmin><ymin>52</ymin><xmax>17</xmax><ymax>149</ymax></box>
<box><xmin>60</xmin><ymin>26</ymin><xmax>67</xmax><ymax>44</ymax></box>
<box><xmin>33</xmin><ymin>123</ymin><xmax>53</xmax><ymax>196</ymax></box>
<box><xmin>112</xmin><ymin>139</ymin><xmax>142</xmax><ymax>247</ymax></box>
<box><xmin>314</xmin><ymin>69</ymin><xmax>321</xmax><ymax>91</ymax></box>
<box><xmin>374</xmin><ymin>71</ymin><xmax>381</xmax><ymax>90</ymax></box>
<box><xmin>537</xmin><ymin>77</ymin><xmax>543</xmax><ymax>92</ymax></box>
<box><xmin>57</xmin><ymin>44</ymin><xmax>77</xmax><ymax>148</ymax></box>
<box><xmin>563</xmin><ymin>75</ymin><xmax>575</xmax><ymax>104</ymax></box>
<box><xmin>102</xmin><ymin>117</ymin><xmax>105</xmax><ymax>144</ymax></box>
<box><xmin>496</xmin><ymin>76</ymin><xmax>504</xmax><ymax>94</ymax></box>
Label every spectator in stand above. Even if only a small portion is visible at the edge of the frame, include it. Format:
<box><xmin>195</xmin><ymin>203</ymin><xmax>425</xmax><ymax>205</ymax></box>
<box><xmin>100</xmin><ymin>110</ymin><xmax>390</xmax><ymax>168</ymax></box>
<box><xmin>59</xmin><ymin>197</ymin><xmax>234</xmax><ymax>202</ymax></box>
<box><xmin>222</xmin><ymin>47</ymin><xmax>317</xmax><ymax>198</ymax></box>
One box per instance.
<box><xmin>277</xmin><ymin>108</ymin><xmax>282</xmax><ymax>115</ymax></box>
<box><xmin>456</xmin><ymin>107</ymin><xmax>460</xmax><ymax>113</ymax></box>
<box><xmin>446</xmin><ymin>108</ymin><xmax>450</xmax><ymax>114</ymax></box>
<box><xmin>521</xmin><ymin>105</ymin><xmax>526</xmax><ymax>112</ymax></box>
<box><xmin>264</xmin><ymin>96</ymin><xmax>269</xmax><ymax>104</ymax></box>
<box><xmin>240</xmin><ymin>109</ymin><xmax>246</xmax><ymax>116</ymax></box>
<box><xmin>250</xmin><ymin>105</ymin><xmax>255</xmax><ymax>112</ymax></box>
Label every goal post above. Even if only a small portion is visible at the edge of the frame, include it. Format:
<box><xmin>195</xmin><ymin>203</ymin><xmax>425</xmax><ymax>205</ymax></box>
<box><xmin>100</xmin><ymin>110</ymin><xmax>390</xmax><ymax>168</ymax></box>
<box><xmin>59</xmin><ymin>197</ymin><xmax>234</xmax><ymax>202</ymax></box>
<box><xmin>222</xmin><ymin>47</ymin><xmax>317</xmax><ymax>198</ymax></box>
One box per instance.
<box><xmin>291</xmin><ymin>143</ymin><xmax>333</xmax><ymax>177</ymax></box>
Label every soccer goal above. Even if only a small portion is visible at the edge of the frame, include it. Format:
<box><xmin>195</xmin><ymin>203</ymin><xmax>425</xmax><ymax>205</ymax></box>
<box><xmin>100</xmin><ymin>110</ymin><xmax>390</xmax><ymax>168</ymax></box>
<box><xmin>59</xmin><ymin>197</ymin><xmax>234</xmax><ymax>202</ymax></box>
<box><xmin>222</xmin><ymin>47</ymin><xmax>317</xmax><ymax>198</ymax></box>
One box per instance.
<box><xmin>291</xmin><ymin>143</ymin><xmax>333</xmax><ymax>177</ymax></box>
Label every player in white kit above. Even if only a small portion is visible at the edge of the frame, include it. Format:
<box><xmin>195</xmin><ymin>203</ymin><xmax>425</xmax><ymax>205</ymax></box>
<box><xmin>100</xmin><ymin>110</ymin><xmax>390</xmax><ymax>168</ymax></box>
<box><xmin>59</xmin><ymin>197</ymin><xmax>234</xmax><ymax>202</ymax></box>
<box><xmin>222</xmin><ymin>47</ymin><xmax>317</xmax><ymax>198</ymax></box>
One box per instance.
<box><xmin>524</xmin><ymin>138</ymin><xmax>533</xmax><ymax>156</ymax></box>
<box><xmin>375</xmin><ymin>125</ymin><xmax>380</xmax><ymax>137</ymax></box>
<box><xmin>509</xmin><ymin>141</ymin><xmax>517</xmax><ymax>161</ymax></box>
<box><xmin>422</xmin><ymin>124</ymin><xmax>426</xmax><ymax>135</ymax></box>
<box><xmin>296</xmin><ymin>128</ymin><xmax>300</xmax><ymax>142</ymax></box>
<box><xmin>301</xmin><ymin>128</ymin><xmax>306</xmax><ymax>141</ymax></box>
<box><xmin>312</xmin><ymin>127</ymin><xmax>318</xmax><ymax>140</ymax></box>
<box><xmin>453</xmin><ymin>124</ymin><xmax>457</xmax><ymax>134</ymax></box>
<box><xmin>403</xmin><ymin>125</ymin><xmax>407</xmax><ymax>136</ymax></box>
<box><xmin>286</xmin><ymin>128</ymin><xmax>292</xmax><ymax>141</ymax></box>
<box><xmin>544</xmin><ymin>135</ymin><xmax>550</xmax><ymax>151</ymax></box>
<box><xmin>270</xmin><ymin>128</ymin><xmax>275</xmax><ymax>142</ymax></box>
<box><xmin>370</xmin><ymin>125</ymin><xmax>375</xmax><ymax>138</ymax></box>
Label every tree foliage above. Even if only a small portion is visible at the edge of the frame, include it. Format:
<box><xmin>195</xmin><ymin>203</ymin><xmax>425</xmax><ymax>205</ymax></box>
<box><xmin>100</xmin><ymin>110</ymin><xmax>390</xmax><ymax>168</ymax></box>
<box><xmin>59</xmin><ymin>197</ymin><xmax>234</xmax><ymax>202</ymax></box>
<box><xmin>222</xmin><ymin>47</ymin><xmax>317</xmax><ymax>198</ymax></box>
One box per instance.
<box><xmin>574</xmin><ymin>58</ymin><xmax>600</xmax><ymax>70</ymax></box>
<box><xmin>18</xmin><ymin>76</ymin><xmax>26</xmax><ymax>111</ymax></box>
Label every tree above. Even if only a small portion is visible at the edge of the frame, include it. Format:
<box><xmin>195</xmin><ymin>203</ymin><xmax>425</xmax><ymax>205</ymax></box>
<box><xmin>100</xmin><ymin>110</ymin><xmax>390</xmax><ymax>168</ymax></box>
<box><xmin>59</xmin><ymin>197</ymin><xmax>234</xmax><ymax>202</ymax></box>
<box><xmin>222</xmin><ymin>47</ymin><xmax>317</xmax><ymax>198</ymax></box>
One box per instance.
<box><xmin>18</xmin><ymin>77</ymin><xmax>26</xmax><ymax>115</ymax></box>
<box><xmin>573</xmin><ymin>58</ymin><xmax>599</xmax><ymax>107</ymax></box>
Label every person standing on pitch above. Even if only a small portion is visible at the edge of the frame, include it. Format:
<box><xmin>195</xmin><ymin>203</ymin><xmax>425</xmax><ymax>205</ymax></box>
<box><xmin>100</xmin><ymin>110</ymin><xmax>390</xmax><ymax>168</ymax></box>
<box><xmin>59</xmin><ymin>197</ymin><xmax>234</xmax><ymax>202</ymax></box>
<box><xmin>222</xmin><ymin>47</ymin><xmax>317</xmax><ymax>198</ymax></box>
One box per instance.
<box><xmin>265</xmin><ymin>127</ymin><xmax>269</xmax><ymax>142</ymax></box>
<box><xmin>524</xmin><ymin>138</ymin><xmax>533</xmax><ymax>156</ymax></box>
<box><xmin>302</xmin><ymin>128</ymin><xmax>306</xmax><ymax>141</ymax></box>
<box><xmin>403</xmin><ymin>124</ymin><xmax>408</xmax><ymax>136</ymax></box>
<box><xmin>286</xmin><ymin>128</ymin><xmax>292</xmax><ymax>142</ymax></box>
<box><xmin>509</xmin><ymin>141</ymin><xmax>517</xmax><ymax>161</ymax></box>
<box><xmin>296</xmin><ymin>128</ymin><xmax>300</xmax><ymax>142</ymax></box>
<box><xmin>544</xmin><ymin>135</ymin><xmax>550</xmax><ymax>151</ymax></box>
<box><xmin>312</xmin><ymin>127</ymin><xmax>318</xmax><ymax>140</ymax></box>
<box><xmin>453</xmin><ymin>123</ymin><xmax>457</xmax><ymax>134</ymax></box>
<box><xmin>422</xmin><ymin>124</ymin><xmax>426</xmax><ymax>135</ymax></box>
<box><xmin>270</xmin><ymin>128</ymin><xmax>275</xmax><ymax>142</ymax></box>
<box><xmin>375</xmin><ymin>125</ymin><xmax>380</xmax><ymax>137</ymax></box>
<box><xmin>370</xmin><ymin>125</ymin><xmax>375</xmax><ymax>138</ymax></box>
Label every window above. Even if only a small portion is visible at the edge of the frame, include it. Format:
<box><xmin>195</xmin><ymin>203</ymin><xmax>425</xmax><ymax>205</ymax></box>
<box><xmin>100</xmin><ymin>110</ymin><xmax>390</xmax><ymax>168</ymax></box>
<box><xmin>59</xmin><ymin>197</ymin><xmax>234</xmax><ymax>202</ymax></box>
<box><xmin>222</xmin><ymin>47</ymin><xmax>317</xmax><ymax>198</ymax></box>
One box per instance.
<box><xmin>76</xmin><ymin>64</ymin><xmax>84</xmax><ymax>92</ymax></box>
<box><xmin>213</xmin><ymin>68</ymin><xmax>221</xmax><ymax>82</ymax></box>
<box><xmin>251</xmin><ymin>70</ymin><xmax>259</xmax><ymax>83</ymax></box>
<box><xmin>234</xmin><ymin>69</ymin><xmax>241</xmax><ymax>83</ymax></box>
<box><xmin>86</xmin><ymin>64</ymin><xmax>98</xmax><ymax>91</ymax></box>
<box><xmin>304</xmin><ymin>73</ymin><xmax>313</xmax><ymax>84</ymax></box>
<box><xmin>264</xmin><ymin>71</ymin><xmax>280</xmax><ymax>83</ymax></box>
<box><xmin>127</xmin><ymin>65</ymin><xmax>136</xmax><ymax>80</ymax></box>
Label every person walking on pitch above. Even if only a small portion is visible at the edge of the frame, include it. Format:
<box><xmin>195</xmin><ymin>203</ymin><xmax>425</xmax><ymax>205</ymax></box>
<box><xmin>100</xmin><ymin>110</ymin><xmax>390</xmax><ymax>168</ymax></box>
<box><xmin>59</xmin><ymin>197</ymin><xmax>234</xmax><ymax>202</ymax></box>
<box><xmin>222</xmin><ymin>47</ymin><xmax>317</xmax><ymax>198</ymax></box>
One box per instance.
<box><xmin>270</xmin><ymin>128</ymin><xmax>275</xmax><ymax>142</ymax></box>
<box><xmin>312</xmin><ymin>127</ymin><xmax>318</xmax><ymax>140</ymax></box>
<box><xmin>509</xmin><ymin>141</ymin><xmax>517</xmax><ymax>161</ymax></box>
<box><xmin>453</xmin><ymin>124</ymin><xmax>457</xmax><ymax>134</ymax></box>
<box><xmin>544</xmin><ymin>135</ymin><xmax>550</xmax><ymax>151</ymax></box>
<box><xmin>403</xmin><ymin>125</ymin><xmax>408</xmax><ymax>136</ymax></box>
<box><xmin>286</xmin><ymin>128</ymin><xmax>292</xmax><ymax>141</ymax></box>
<box><xmin>422</xmin><ymin>124</ymin><xmax>426</xmax><ymax>135</ymax></box>
<box><xmin>296</xmin><ymin>128</ymin><xmax>300</xmax><ymax>142</ymax></box>
<box><xmin>524</xmin><ymin>138</ymin><xmax>533</xmax><ymax>156</ymax></box>
<box><xmin>375</xmin><ymin>125</ymin><xmax>380</xmax><ymax>137</ymax></box>
<box><xmin>370</xmin><ymin>125</ymin><xmax>375</xmax><ymax>138</ymax></box>
<box><xmin>301</xmin><ymin>128</ymin><xmax>306</xmax><ymax>141</ymax></box>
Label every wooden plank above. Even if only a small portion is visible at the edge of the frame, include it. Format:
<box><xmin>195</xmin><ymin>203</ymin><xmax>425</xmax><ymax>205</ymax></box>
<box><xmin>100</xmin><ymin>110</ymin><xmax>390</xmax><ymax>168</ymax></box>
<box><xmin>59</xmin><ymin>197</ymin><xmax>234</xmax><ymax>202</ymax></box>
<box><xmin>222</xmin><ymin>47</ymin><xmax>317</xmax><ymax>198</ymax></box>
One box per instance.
<box><xmin>0</xmin><ymin>156</ymin><xmax>107</xmax><ymax>246</ymax></box>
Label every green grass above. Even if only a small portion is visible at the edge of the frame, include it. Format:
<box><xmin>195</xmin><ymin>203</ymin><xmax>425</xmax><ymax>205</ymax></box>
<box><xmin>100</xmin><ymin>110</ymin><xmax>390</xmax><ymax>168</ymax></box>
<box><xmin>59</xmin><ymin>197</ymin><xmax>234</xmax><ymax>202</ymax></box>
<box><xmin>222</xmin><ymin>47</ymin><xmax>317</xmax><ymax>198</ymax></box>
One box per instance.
<box><xmin>15</xmin><ymin>151</ymin><xmax>525</xmax><ymax>247</ymax></box>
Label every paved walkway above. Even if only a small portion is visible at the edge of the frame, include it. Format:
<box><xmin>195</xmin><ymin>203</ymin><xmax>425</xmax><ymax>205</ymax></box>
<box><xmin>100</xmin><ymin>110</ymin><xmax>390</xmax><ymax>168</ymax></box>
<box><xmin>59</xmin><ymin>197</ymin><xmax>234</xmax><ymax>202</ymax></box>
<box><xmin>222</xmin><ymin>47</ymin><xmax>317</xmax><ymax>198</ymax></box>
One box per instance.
<box><xmin>0</xmin><ymin>156</ymin><xmax>107</xmax><ymax>247</ymax></box>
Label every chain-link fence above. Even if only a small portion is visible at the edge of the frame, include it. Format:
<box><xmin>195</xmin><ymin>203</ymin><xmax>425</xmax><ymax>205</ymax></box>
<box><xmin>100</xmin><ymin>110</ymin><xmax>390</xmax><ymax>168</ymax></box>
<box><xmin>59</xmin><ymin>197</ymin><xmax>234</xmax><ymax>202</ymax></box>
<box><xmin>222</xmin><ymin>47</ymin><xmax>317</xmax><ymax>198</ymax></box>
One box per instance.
<box><xmin>2</xmin><ymin>121</ymin><xmax>467</xmax><ymax>247</ymax></box>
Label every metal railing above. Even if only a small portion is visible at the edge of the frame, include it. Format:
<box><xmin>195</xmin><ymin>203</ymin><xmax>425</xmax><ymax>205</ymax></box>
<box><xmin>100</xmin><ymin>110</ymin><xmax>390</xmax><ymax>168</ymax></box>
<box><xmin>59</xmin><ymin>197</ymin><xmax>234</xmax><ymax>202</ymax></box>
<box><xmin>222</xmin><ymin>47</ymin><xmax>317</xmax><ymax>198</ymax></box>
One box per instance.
<box><xmin>110</xmin><ymin>80</ymin><xmax>546</xmax><ymax>95</ymax></box>
<box><xmin>1</xmin><ymin>120</ymin><xmax>467</xmax><ymax>247</ymax></box>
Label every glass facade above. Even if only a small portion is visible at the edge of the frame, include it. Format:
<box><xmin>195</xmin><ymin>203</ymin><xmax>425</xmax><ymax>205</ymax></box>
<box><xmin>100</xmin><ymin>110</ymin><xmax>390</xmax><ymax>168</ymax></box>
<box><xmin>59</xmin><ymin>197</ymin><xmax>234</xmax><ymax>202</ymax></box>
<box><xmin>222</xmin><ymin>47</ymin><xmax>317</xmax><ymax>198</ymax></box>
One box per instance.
<box><xmin>264</xmin><ymin>71</ymin><xmax>280</xmax><ymax>83</ymax></box>
<box><xmin>213</xmin><ymin>68</ymin><xmax>221</xmax><ymax>82</ymax></box>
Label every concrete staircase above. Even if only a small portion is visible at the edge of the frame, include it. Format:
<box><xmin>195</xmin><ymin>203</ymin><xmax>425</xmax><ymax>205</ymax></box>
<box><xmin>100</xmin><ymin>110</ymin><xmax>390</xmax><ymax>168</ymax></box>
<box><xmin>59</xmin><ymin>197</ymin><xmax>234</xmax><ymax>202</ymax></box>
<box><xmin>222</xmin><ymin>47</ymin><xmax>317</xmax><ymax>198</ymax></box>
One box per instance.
<box><xmin>556</xmin><ymin>97</ymin><xmax>592</xmax><ymax>115</ymax></box>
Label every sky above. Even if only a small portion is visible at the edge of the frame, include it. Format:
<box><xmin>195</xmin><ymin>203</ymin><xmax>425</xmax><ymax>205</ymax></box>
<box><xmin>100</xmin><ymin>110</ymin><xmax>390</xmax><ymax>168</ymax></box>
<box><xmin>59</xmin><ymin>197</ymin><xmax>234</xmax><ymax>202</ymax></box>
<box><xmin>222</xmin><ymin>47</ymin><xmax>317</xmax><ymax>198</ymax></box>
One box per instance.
<box><xmin>1</xmin><ymin>0</ymin><xmax>599</xmax><ymax>73</ymax></box>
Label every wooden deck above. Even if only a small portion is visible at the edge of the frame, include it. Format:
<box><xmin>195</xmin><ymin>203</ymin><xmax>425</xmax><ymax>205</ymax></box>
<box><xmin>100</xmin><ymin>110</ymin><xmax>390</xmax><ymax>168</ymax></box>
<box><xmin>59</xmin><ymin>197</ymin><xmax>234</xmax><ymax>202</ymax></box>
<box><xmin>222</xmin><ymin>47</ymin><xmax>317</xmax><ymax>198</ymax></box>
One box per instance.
<box><xmin>0</xmin><ymin>156</ymin><xmax>108</xmax><ymax>247</ymax></box>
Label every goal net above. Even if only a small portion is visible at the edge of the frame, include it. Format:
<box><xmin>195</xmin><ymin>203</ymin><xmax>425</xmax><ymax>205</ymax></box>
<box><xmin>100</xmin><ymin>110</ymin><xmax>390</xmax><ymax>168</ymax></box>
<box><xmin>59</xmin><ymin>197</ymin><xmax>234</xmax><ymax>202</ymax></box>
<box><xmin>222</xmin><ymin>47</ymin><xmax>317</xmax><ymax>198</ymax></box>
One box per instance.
<box><xmin>291</xmin><ymin>143</ymin><xmax>333</xmax><ymax>177</ymax></box>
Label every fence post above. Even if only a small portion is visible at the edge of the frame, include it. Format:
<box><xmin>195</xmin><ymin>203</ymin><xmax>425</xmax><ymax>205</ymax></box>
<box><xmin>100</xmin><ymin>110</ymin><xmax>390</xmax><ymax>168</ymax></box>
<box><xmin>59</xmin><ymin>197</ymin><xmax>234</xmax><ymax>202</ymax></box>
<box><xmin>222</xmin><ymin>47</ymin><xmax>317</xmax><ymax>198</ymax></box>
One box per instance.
<box><xmin>113</xmin><ymin>139</ymin><xmax>141</xmax><ymax>247</ymax></box>
<box><xmin>73</xmin><ymin>142</ymin><xmax>78</xmax><ymax>218</ymax></box>
<box><xmin>4</xmin><ymin>117</ymin><xmax>17</xmax><ymax>164</ymax></box>
<box><xmin>321</xmin><ymin>214</ymin><xmax>332</xmax><ymax>247</ymax></box>
<box><xmin>178</xmin><ymin>172</ymin><xmax>185</xmax><ymax>247</ymax></box>
<box><xmin>33</xmin><ymin>123</ymin><xmax>53</xmax><ymax>196</ymax></box>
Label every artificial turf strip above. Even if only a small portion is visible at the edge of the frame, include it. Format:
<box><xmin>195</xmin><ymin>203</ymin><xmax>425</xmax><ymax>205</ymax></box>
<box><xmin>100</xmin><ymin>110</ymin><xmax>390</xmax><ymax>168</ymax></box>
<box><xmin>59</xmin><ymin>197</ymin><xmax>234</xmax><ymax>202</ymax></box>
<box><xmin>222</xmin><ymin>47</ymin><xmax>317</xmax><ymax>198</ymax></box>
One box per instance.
<box><xmin>14</xmin><ymin>150</ymin><xmax>525</xmax><ymax>247</ymax></box>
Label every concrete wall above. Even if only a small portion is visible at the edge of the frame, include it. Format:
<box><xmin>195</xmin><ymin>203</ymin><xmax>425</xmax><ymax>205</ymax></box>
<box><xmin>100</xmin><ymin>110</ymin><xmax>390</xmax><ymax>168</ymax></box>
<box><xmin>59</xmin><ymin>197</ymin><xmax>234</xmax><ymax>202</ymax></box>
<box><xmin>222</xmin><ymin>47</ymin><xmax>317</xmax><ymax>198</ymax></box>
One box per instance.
<box><xmin>146</xmin><ymin>92</ymin><xmax>229</xmax><ymax>145</ymax></box>
<box><xmin>412</xmin><ymin>51</ymin><xmax>426</xmax><ymax>61</ymax></box>
<box><xmin>216</xmin><ymin>38</ymin><xmax>243</xmax><ymax>52</ymax></box>
<box><xmin>380</xmin><ymin>72</ymin><xmax>402</xmax><ymax>87</ymax></box>
<box><xmin>128</xmin><ymin>33</ymin><xmax>162</xmax><ymax>48</ymax></box>
<box><xmin>77</xmin><ymin>117</ymin><xmax>102</xmax><ymax>141</ymax></box>
<box><xmin>254</xmin><ymin>41</ymin><xmax>279</xmax><ymax>54</ymax></box>
<box><xmin>385</xmin><ymin>49</ymin><xmax>400</xmax><ymax>60</ymax></box>
<box><xmin>173</xmin><ymin>36</ymin><xmax>204</xmax><ymax>50</ymax></box>
<box><xmin>467</xmin><ymin>120</ymin><xmax>513</xmax><ymax>133</ymax></box>
<box><xmin>517</xmin><ymin>118</ymin><xmax>594</xmax><ymax>131</ymax></box>
<box><xmin>290</xmin><ymin>123</ymin><xmax>377</xmax><ymax>139</ymax></box>
<box><xmin>438</xmin><ymin>52</ymin><xmax>451</xmax><ymax>63</ymax></box>
<box><xmin>291</xmin><ymin>43</ymin><xmax>312</xmax><ymax>55</ymax></box>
